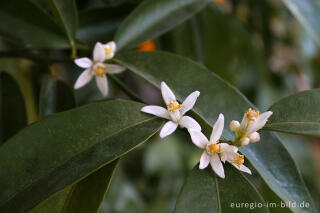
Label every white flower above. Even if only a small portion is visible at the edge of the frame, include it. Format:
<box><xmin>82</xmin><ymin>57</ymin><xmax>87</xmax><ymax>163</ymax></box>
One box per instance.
<box><xmin>188</xmin><ymin>114</ymin><xmax>228</xmax><ymax>178</ymax></box>
<box><xmin>230</xmin><ymin>108</ymin><xmax>273</xmax><ymax>145</ymax></box>
<box><xmin>141</xmin><ymin>82</ymin><xmax>201</xmax><ymax>138</ymax></box>
<box><xmin>74</xmin><ymin>42</ymin><xmax>125</xmax><ymax>96</ymax></box>
<box><xmin>101</xmin><ymin>41</ymin><xmax>116</xmax><ymax>60</ymax></box>
<box><xmin>220</xmin><ymin>148</ymin><xmax>252</xmax><ymax>174</ymax></box>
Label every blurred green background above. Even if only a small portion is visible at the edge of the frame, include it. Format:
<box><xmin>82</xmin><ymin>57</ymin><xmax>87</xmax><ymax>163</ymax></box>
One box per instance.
<box><xmin>1</xmin><ymin>0</ymin><xmax>319</xmax><ymax>212</ymax></box>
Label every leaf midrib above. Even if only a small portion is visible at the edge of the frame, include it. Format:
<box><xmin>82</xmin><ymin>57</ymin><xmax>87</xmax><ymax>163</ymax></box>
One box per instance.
<box><xmin>1</xmin><ymin>116</ymin><xmax>159</xmax><ymax>206</ymax></box>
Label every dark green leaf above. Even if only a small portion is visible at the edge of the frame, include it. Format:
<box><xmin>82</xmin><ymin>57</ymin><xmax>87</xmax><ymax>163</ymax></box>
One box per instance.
<box><xmin>47</xmin><ymin>0</ymin><xmax>78</xmax><ymax>54</ymax></box>
<box><xmin>77</xmin><ymin>6</ymin><xmax>133</xmax><ymax>45</ymax></box>
<box><xmin>114</xmin><ymin>0</ymin><xmax>208</xmax><ymax>50</ymax></box>
<box><xmin>115</xmin><ymin>51</ymin><xmax>317</xmax><ymax>213</ymax></box>
<box><xmin>0</xmin><ymin>0</ymin><xmax>69</xmax><ymax>48</ymax></box>
<box><xmin>175</xmin><ymin>164</ymin><xmax>269</xmax><ymax>213</ymax></box>
<box><xmin>260</xmin><ymin>179</ymin><xmax>292</xmax><ymax>213</ymax></box>
<box><xmin>62</xmin><ymin>159</ymin><xmax>119</xmax><ymax>213</ymax></box>
<box><xmin>39</xmin><ymin>78</ymin><xmax>75</xmax><ymax>118</ymax></box>
<box><xmin>31</xmin><ymin>159</ymin><xmax>119</xmax><ymax>213</ymax></box>
<box><xmin>0</xmin><ymin>72</ymin><xmax>27</xmax><ymax>144</ymax></box>
<box><xmin>29</xmin><ymin>186</ymin><xmax>73</xmax><ymax>213</ymax></box>
<box><xmin>282</xmin><ymin>0</ymin><xmax>320</xmax><ymax>46</ymax></box>
<box><xmin>34</xmin><ymin>78</ymin><xmax>116</xmax><ymax>213</ymax></box>
<box><xmin>264</xmin><ymin>89</ymin><xmax>320</xmax><ymax>136</ymax></box>
<box><xmin>0</xmin><ymin>100</ymin><xmax>162</xmax><ymax>212</ymax></box>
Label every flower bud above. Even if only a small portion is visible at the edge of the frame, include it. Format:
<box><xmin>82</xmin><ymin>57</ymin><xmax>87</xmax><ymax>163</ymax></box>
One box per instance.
<box><xmin>229</xmin><ymin>120</ymin><xmax>240</xmax><ymax>132</ymax></box>
<box><xmin>240</xmin><ymin>136</ymin><xmax>250</xmax><ymax>146</ymax></box>
<box><xmin>249</xmin><ymin>132</ymin><xmax>260</xmax><ymax>143</ymax></box>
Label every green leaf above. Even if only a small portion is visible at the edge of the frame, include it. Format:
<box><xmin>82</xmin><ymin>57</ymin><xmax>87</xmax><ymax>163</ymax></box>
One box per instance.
<box><xmin>77</xmin><ymin>6</ymin><xmax>133</xmax><ymax>45</ymax></box>
<box><xmin>0</xmin><ymin>72</ymin><xmax>27</xmax><ymax>144</ymax></box>
<box><xmin>115</xmin><ymin>51</ymin><xmax>317</xmax><ymax>213</ymax></box>
<box><xmin>0</xmin><ymin>100</ymin><xmax>162</xmax><ymax>212</ymax></box>
<box><xmin>30</xmin><ymin>159</ymin><xmax>119</xmax><ymax>213</ymax></box>
<box><xmin>264</xmin><ymin>89</ymin><xmax>320</xmax><ymax>137</ymax></box>
<box><xmin>282</xmin><ymin>0</ymin><xmax>320</xmax><ymax>46</ymax></box>
<box><xmin>62</xmin><ymin>159</ymin><xmax>119</xmax><ymax>213</ymax></box>
<box><xmin>39</xmin><ymin>78</ymin><xmax>75</xmax><ymax>118</ymax></box>
<box><xmin>34</xmin><ymin>78</ymin><xmax>117</xmax><ymax>213</ymax></box>
<box><xmin>114</xmin><ymin>0</ymin><xmax>208</xmax><ymax>50</ymax></box>
<box><xmin>46</xmin><ymin>0</ymin><xmax>78</xmax><ymax>55</ymax></box>
<box><xmin>0</xmin><ymin>0</ymin><xmax>69</xmax><ymax>48</ymax></box>
<box><xmin>175</xmin><ymin>164</ymin><xmax>269</xmax><ymax>213</ymax></box>
<box><xmin>260</xmin><ymin>179</ymin><xmax>292</xmax><ymax>213</ymax></box>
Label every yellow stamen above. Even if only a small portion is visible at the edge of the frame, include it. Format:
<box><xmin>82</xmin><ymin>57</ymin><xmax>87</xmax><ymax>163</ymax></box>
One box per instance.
<box><xmin>104</xmin><ymin>47</ymin><xmax>113</xmax><ymax>55</ymax></box>
<box><xmin>232</xmin><ymin>154</ymin><xmax>244</xmax><ymax>168</ymax></box>
<box><xmin>207</xmin><ymin>142</ymin><xmax>221</xmax><ymax>155</ymax></box>
<box><xmin>93</xmin><ymin>64</ymin><xmax>107</xmax><ymax>77</ymax></box>
<box><xmin>167</xmin><ymin>100</ymin><xmax>182</xmax><ymax>113</ymax></box>
<box><xmin>246</xmin><ymin>108</ymin><xmax>259</xmax><ymax>121</ymax></box>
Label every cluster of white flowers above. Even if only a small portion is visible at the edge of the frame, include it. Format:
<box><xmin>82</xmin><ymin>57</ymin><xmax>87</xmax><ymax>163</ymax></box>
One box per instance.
<box><xmin>74</xmin><ymin>41</ymin><xmax>125</xmax><ymax>96</ymax></box>
<box><xmin>73</xmin><ymin>41</ymin><xmax>273</xmax><ymax>178</ymax></box>
<box><xmin>141</xmin><ymin>82</ymin><xmax>272</xmax><ymax>178</ymax></box>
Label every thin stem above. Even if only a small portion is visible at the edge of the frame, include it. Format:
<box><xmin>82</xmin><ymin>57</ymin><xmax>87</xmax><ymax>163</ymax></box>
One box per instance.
<box><xmin>108</xmin><ymin>75</ymin><xmax>145</xmax><ymax>103</ymax></box>
<box><xmin>70</xmin><ymin>40</ymin><xmax>77</xmax><ymax>59</ymax></box>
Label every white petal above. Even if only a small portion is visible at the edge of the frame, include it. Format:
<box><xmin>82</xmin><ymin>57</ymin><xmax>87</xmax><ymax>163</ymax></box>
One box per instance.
<box><xmin>74</xmin><ymin>57</ymin><xmax>93</xmax><ymax>68</ymax></box>
<box><xmin>74</xmin><ymin>69</ymin><xmax>93</xmax><ymax>89</ymax></box>
<box><xmin>161</xmin><ymin>82</ymin><xmax>176</xmax><ymax>105</ymax></box>
<box><xmin>247</xmin><ymin>111</ymin><xmax>273</xmax><ymax>134</ymax></box>
<box><xmin>108</xmin><ymin>41</ymin><xmax>116</xmax><ymax>51</ymax></box>
<box><xmin>93</xmin><ymin>42</ymin><xmax>105</xmax><ymax>62</ymax></box>
<box><xmin>103</xmin><ymin>41</ymin><xmax>116</xmax><ymax>60</ymax></box>
<box><xmin>106</xmin><ymin>64</ymin><xmax>126</xmax><ymax>74</ymax></box>
<box><xmin>180</xmin><ymin>91</ymin><xmax>200</xmax><ymax>115</ymax></box>
<box><xmin>179</xmin><ymin>116</ymin><xmax>201</xmax><ymax>131</ymax></box>
<box><xmin>239</xmin><ymin>112</ymin><xmax>248</xmax><ymax>133</ymax></box>
<box><xmin>220</xmin><ymin>151</ymin><xmax>234</xmax><ymax>163</ymax></box>
<box><xmin>188</xmin><ymin>129</ymin><xmax>208</xmax><ymax>149</ymax></box>
<box><xmin>159</xmin><ymin>121</ymin><xmax>178</xmax><ymax>138</ymax></box>
<box><xmin>210</xmin><ymin>154</ymin><xmax>225</xmax><ymax>178</ymax></box>
<box><xmin>231</xmin><ymin>163</ymin><xmax>252</xmax><ymax>174</ymax></box>
<box><xmin>169</xmin><ymin>110</ymin><xmax>181</xmax><ymax>122</ymax></box>
<box><xmin>199</xmin><ymin>152</ymin><xmax>210</xmax><ymax>169</ymax></box>
<box><xmin>141</xmin><ymin>106</ymin><xmax>170</xmax><ymax>119</ymax></box>
<box><xmin>221</xmin><ymin>144</ymin><xmax>238</xmax><ymax>153</ymax></box>
<box><xmin>210</xmin><ymin>113</ymin><xmax>224</xmax><ymax>143</ymax></box>
<box><xmin>95</xmin><ymin>76</ymin><xmax>108</xmax><ymax>96</ymax></box>
<box><xmin>220</xmin><ymin>152</ymin><xmax>227</xmax><ymax>163</ymax></box>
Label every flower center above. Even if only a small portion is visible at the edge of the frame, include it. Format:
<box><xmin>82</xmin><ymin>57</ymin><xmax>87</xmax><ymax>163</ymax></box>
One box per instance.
<box><xmin>93</xmin><ymin>64</ymin><xmax>107</xmax><ymax>77</ymax></box>
<box><xmin>167</xmin><ymin>100</ymin><xmax>182</xmax><ymax>113</ymax></box>
<box><xmin>232</xmin><ymin>154</ymin><xmax>244</xmax><ymax>168</ymax></box>
<box><xmin>206</xmin><ymin>142</ymin><xmax>221</xmax><ymax>155</ymax></box>
<box><xmin>246</xmin><ymin>108</ymin><xmax>259</xmax><ymax>121</ymax></box>
<box><xmin>104</xmin><ymin>47</ymin><xmax>113</xmax><ymax>55</ymax></box>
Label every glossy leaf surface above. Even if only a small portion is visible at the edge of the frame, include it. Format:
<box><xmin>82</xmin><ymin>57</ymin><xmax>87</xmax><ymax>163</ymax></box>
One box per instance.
<box><xmin>265</xmin><ymin>89</ymin><xmax>320</xmax><ymax>136</ymax></box>
<box><xmin>283</xmin><ymin>0</ymin><xmax>320</xmax><ymax>46</ymax></box>
<box><xmin>114</xmin><ymin>0</ymin><xmax>207</xmax><ymax>50</ymax></box>
<box><xmin>0</xmin><ymin>0</ymin><xmax>69</xmax><ymax>48</ymax></box>
<box><xmin>175</xmin><ymin>164</ymin><xmax>269</xmax><ymax>213</ymax></box>
<box><xmin>0</xmin><ymin>100</ymin><xmax>162</xmax><ymax>212</ymax></box>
